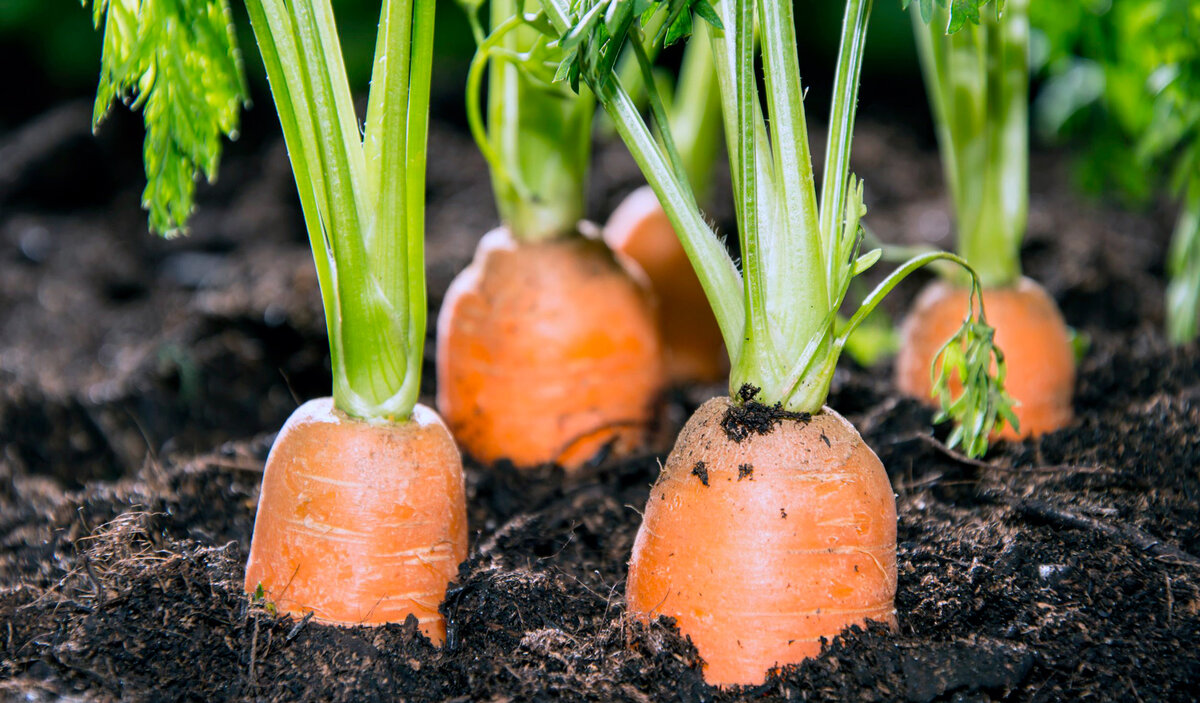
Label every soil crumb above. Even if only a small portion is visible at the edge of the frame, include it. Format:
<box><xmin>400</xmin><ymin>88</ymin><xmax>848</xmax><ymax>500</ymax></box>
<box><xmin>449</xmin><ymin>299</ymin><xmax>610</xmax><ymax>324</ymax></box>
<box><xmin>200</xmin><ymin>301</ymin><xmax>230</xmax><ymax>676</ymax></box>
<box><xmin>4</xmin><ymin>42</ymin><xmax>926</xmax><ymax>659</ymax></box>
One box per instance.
<box><xmin>721</xmin><ymin>384</ymin><xmax>812</xmax><ymax>442</ymax></box>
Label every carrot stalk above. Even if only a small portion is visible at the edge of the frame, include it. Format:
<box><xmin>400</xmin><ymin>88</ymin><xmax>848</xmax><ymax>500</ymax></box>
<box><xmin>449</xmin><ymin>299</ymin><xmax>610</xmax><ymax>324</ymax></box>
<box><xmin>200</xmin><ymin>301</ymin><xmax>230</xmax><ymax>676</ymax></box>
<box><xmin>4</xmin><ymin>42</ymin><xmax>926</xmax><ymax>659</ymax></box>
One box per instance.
<box><xmin>604</xmin><ymin>22</ymin><xmax>728</xmax><ymax>383</ymax></box>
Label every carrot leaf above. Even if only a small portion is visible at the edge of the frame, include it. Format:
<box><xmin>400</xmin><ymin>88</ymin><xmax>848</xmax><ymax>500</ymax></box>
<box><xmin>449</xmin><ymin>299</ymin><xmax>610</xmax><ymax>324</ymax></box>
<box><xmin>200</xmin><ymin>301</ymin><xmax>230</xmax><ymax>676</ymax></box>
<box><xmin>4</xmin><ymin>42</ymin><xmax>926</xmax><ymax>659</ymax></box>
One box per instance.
<box><xmin>930</xmin><ymin>281</ymin><xmax>1018</xmax><ymax>457</ymax></box>
<box><xmin>85</xmin><ymin>0</ymin><xmax>247</xmax><ymax>237</ymax></box>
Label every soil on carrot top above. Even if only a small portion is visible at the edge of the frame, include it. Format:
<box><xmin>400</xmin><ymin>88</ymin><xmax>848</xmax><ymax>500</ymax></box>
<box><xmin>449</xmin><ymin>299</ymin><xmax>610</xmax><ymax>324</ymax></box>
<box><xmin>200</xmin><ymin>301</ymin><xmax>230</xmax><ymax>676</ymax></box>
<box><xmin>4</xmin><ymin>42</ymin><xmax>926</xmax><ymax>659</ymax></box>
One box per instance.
<box><xmin>2</xmin><ymin>96</ymin><xmax>1199</xmax><ymax>702</ymax></box>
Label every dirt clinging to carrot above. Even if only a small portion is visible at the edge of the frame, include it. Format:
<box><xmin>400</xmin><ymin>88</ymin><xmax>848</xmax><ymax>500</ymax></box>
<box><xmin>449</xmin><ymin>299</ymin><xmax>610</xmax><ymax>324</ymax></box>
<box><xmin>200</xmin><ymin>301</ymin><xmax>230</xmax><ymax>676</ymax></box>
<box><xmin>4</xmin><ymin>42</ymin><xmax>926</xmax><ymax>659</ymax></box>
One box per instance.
<box><xmin>720</xmin><ymin>385</ymin><xmax>813</xmax><ymax>443</ymax></box>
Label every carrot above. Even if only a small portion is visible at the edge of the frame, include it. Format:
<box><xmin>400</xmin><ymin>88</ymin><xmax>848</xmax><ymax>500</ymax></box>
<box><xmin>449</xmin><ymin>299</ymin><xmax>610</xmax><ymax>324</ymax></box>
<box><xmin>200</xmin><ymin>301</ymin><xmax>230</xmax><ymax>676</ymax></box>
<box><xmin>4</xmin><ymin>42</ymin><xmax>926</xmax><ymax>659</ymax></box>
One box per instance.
<box><xmin>533</xmin><ymin>0</ymin><xmax>1013</xmax><ymax>685</ymax></box>
<box><xmin>229</xmin><ymin>0</ymin><xmax>465</xmax><ymax>638</ymax></box>
<box><xmin>442</xmin><ymin>1</ymin><xmax>665</xmax><ymax>470</ymax></box>
<box><xmin>897</xmin><ymin>277</ymin><xmax>1075</xmax><ymax>438</ymax></box>
<box><xmin>437</xmin><ymin>227</ymin><xmax>663</xmax><ymax>470</ymax></box>
<box><xmin>626</xmin><ymin>397</ymin><xmax>896</xmax><ymax>685</ymax></box>
<box><xmin>904</xmin><ymin>0</ymin><xmax>1068</xmax><ymax>437</ymax></box>
<box><xmin>244</xmin><ymin>399</ymin><xmax>467</xmax><ymax>642</ymax></box>
<box><xmin>605</xmin><ymin>186</ymin><xmax>727</xmax><ymax>384</ymax></box>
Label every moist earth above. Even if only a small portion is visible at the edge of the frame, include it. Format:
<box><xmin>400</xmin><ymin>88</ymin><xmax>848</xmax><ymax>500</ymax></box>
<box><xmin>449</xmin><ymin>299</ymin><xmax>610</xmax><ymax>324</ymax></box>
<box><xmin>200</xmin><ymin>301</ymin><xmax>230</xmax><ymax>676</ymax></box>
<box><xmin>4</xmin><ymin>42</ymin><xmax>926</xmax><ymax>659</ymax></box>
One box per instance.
<box><xmin>1</xmin><ymin>100</ymin><xmax>1197</xmax><ymax>701</ymax></box>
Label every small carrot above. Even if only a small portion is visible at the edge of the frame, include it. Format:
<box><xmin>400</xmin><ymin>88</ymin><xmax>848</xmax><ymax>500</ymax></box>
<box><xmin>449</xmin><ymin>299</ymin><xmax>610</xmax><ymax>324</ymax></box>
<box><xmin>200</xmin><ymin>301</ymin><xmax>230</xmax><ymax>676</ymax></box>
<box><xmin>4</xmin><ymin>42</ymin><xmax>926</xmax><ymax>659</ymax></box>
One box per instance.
<box><xmin>897</xmin><ymin>277</ymin><xmax>1075</xmax><ymax>438</ymax></box>
<box><xmin>441</xmin><ymin>1</ymin><xmax>664</xmax><ymax>470</ymax></box>
<box><xmin>437</xmin><ymin>227</ymin><xmax>663</xmax><ymax>470</ymax></box>
<box><xmin>605</xmin><ymin>186</ymin><xmax>727</xmax><ymax>384</ymax></box>
<box><xmin>627</xmin><ymin>398</ymin><xmax>897</xmax><ymax>685</ymax></box>
<box><xmin>244</xmin><ymin>399</ymin><xmax>467</xmax><ymax>642</ymax></box>
<box><xmin>903</xmin><ymin>0</ymin><xmax>1072</xmax><ymax>438</ymax></box>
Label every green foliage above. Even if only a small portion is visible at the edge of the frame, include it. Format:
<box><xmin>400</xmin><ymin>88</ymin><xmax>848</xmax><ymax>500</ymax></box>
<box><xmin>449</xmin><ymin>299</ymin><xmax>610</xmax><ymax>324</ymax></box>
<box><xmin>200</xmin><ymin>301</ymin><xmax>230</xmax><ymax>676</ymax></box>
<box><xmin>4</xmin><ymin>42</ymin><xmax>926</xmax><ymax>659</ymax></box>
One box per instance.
<box><xmin>930</xmin><ymin>283</ymin><xmax>1018</xmax><ymax>456</ymax></box>
<box><xmin>1033</xmin><ymin>0</ymin><xmax>1200</xmax><ymax>341</ymax></box>
<box><xmin>540</xmin><ymin>0</ymin><xmax>721</xmax><ymax>91</ymax></box>
<box><xmin>1033</xmin><ymin>0</ymin><xmax>1200</xmax><ymax>202</ymax></box>
<box><xmin>902</xmin><ymin>0</ymin><xmax>1002</xmax><ymax>34</ymax></box>
<box><xmin>459</xmin><ymin>0</ymin><xmax>595</xmax><ymax>240</ymax></box>
<box><xmin>85</xmin><ymin>0</ymin><xmax>246</xmax><ymax>236</ymax></box>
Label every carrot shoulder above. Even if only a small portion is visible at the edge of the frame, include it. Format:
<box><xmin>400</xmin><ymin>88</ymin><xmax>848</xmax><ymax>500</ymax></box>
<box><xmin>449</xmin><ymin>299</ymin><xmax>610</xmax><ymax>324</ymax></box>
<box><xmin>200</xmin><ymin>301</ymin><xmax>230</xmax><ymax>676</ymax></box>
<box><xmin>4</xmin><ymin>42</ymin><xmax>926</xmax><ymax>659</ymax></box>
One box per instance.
<box><xmin>605</xmin><ymin>186</ymin><xmax>727</xmax><ymax>384</ymax></box>
<box><xmin>437</xmin><ymin>227</ymin><xmax>664</xmax><ymax>470</ymax></box>
<box><xmin>244</xmin><ymin>398</ymin><xmax>467</xmax><ymax>644</ymax></box>
<box><xmin>897</xmin><ymin>277</ymin><xmax>1075</xmax><ymax>438</ymax></box>
<box><xmin>626</xmin><ymin>396</ymin><xmax>897</xmax><ymax>686</ymax></box>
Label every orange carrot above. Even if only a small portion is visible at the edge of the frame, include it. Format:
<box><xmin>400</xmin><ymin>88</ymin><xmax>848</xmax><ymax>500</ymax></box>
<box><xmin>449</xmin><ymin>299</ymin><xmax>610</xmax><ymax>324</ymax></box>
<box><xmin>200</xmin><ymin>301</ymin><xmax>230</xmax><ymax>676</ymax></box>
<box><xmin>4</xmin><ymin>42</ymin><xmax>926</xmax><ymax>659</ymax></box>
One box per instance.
<box><xmin>896</xmin><ymin>277</ymin><xmax>1075</xmax><ymax>438</ymax></box>
<box><xmin>626</xmin><ymin>397</ymin><xmax>897</xmax><ymax>686</ymax></box>
<box><xmin>244</xmin><ymin>398</ymin><xmax>468</xmax><ymax>644</ymax></box>
<box><xmin>605</xmin><ymin>186</ymin><xmax>728</xmax><ymax>384</ymax></box>
<box><xmin>436</xmin><ymin>227</ymin><xmax>664</xmax><ymax>470</ymax></box>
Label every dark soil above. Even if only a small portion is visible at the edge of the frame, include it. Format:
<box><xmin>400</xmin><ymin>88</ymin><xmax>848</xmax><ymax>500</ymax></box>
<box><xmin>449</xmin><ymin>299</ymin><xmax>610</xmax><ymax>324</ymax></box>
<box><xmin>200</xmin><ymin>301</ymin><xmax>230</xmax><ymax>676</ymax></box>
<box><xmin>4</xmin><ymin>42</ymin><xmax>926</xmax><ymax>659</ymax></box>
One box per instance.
<box><xmin>2</xmin><ymin>95</ymin><xmax>1198</xmax><ymax>702</ymax></box>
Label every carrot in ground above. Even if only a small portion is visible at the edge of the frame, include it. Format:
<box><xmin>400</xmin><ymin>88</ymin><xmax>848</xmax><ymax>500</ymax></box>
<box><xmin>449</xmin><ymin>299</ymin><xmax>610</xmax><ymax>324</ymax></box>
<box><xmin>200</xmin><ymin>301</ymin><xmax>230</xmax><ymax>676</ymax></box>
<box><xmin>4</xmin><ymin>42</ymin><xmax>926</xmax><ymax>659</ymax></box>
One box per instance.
<box><xmin>437</xmin><ymin>227</ymin><xmax>663</xmax><ymax>469</ymax></box>
<box><xmin>900</xmin><ymin>0</ymin><xmax>1074</xmax><ymax>438</ymax></box>
<box><xmin>439</xmin><ymin>0</ymin><xmax>664</xmax><ymax>470</ymax></box>
<box><xmin>897</xmin><ymin>278</ymin><xmax>1074</xmax><ymax>438</ymax></box>
<box><xmin>532</xmin><ymin>0</ymin><xmax>1013</xmax><ymax>684</ymax></box>
<box><xmin>86</xmin><ymin>0</ymin><xmax>463</xmax><ymax>628</ymax></box>
<box><xmin>606</xmin><ymin>187</ymin><xmax>726</xmax><ymax>384</ymax></box>
<box><xmin>244</xmin><ymin>400</ymin><xmax>466</xmax><ymax>641</ymax></box>
<box><xmin>604</xmin><ymin>23</ymin><xmax>727</xmax><ymax>384</ymax></box>
<box><xmin>626</xmin><ymin>397</ymin><xmax>896</xmax><ymax>686</ymax></box>
<box><xmin>172</xmin><ymin>0</ymin><xmax>467</xmax><ymax>633</ymax></box>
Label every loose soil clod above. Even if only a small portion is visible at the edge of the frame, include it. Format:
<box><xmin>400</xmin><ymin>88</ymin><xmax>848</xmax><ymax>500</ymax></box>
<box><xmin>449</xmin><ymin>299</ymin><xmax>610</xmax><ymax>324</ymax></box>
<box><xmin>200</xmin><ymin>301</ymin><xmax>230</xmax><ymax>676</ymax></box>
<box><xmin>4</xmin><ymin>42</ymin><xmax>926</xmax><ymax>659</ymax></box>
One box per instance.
<box><xmin>720</xmin><ymin>385</ymin><xmax>812</xmax><ymax>443</ymax></box>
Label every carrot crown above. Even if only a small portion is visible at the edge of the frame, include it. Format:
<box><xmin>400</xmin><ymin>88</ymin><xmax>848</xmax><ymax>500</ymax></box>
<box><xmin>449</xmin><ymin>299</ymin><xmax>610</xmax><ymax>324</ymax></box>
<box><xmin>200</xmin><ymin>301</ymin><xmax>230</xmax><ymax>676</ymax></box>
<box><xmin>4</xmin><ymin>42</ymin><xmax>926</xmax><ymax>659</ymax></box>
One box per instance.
<box><xmin>908</xmin><ymin>0</ymin><xmax>1029</xmax><ymax>289</ymax></box>
<box><xmin>87</xmin><ymin>0</ymin><xmax>439</xmax><ymax>422</ymax></box>
<box><xmin>460</xmin><ymin>0</ymin><xmax>596</xmax><ymax>242</ymax></box>
<box><xmin>530</xmin><ymin>0</ymin><xmax>1017</xmax><ymax>456</ymax></box>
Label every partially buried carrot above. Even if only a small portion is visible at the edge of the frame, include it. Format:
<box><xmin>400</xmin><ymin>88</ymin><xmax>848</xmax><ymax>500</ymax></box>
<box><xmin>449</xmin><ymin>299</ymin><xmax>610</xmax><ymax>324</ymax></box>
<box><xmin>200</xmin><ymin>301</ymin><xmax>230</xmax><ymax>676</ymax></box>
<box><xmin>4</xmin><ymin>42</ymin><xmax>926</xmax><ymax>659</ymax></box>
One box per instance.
<box><xmin>532</xmin><ymin>0</ymin><xmax>1013</xmax><ymax>685</ymax></box>
<box><xmin>627</xmin><ymin>397</ymin><xmax>897</xmax><ymax>686</ymax></box>
<box><xmin>605</xmin><ymin>186</ymin><xmax>727</xmax><ymax>384</ymax></box>
<box><xmin>244</xmin><ymin>399</ymin><xmax>467</xmax><ymax>643</ymax></box>
<box><xmin>902</xmin><ymin>1</ymin><xmax>1073</xmax><ymax>438</ymax></box>
<box><xmin>437</xmin><ymin>227</ymin><xmax>663</xmax><ymax>470</ymax></box>
<box><xmin>896</xmin><ymin>277</ymin><xmax>1075</xmax><ymax>438</ymax></box>
<box><xmin>441</xmin><ymin>0</ymin><xmax>664</xmax><ymax>471</ymax></box>
<box><xmin>230</xmin><ymin>0</ymin><xmax>465</xmax><ymax>640</ymax></box>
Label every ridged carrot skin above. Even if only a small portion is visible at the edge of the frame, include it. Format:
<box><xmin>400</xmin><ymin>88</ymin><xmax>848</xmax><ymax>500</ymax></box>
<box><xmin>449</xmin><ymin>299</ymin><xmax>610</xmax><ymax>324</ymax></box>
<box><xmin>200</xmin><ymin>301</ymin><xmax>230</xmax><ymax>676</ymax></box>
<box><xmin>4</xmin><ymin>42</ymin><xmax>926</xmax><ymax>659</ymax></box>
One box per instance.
<box><xmin>626</xmin><ymin>397</ymin><xmax>897</xmax><ymax>686</ymax></box>
<box><xmin>436</xmin><ymin>227</ymin><xmax>664</xmax><ymax>470</ymax></box>
<box><xmin>605</xmin><ymin>186</ymin><xmax>728</xmax><ymax>384</ymax></box>
<box><xmin>244</xmin><ymin>398</ymin><xmax>468</xmax><ymax>644</ymax></box>
<box><xmin>896</xmin><ymin>277</ymin><xmax>1075</xmax><ymax>439</ymax></box>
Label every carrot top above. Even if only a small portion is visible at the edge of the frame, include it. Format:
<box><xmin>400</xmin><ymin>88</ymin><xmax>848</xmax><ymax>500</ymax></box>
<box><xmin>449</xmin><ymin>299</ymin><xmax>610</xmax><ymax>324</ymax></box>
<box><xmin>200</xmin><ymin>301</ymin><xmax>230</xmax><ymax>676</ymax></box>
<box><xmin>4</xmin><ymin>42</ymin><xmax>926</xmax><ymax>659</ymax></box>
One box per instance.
<box><xmin>459</xmin><ymin>0</ymin><xmax>595</xmax><ymax>242</ymax></box>
<box><xmin>529</xmin><ymin>0</ymin><xmax>1017</xmax><ymax>456</ymax></box>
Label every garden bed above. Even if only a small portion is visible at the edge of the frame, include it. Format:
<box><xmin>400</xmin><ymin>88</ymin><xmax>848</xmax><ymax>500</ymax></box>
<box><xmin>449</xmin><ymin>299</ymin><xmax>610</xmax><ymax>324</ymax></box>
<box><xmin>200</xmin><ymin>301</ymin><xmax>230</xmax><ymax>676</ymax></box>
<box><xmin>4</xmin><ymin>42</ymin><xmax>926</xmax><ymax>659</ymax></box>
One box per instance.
<box><xmin>1</xmin><ymin>108</ymin><xmax>1197</xmax><ymax>701</ymax></box>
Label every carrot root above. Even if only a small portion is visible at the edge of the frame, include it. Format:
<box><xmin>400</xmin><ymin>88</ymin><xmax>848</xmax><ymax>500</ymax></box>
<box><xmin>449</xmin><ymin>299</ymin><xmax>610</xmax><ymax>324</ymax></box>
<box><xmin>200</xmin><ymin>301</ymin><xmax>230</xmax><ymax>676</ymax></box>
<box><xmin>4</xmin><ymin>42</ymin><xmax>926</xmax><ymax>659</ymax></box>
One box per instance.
<box><xmin>244</xmin><ymin>398</ymin><xmax>467</xmax><ymax>644</ymax></box>
<box><xmin>626</xmin><ymin>396</ymin><xmax>898</xmax><ymax>686</ymax></box>
<box><xmin>605</xmin><ymin>186</ymin><xmax>728</xmax><ymax>384</ymax></box>
<box><xmin>896</xmin><ymin>276</ymin><xmax>1075</xmax><ymax>439</ymax></box>
<box><xmin>436</xmin><ymin>227</ymin><xmax>664</xmax><ymax>471</ymax></box>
